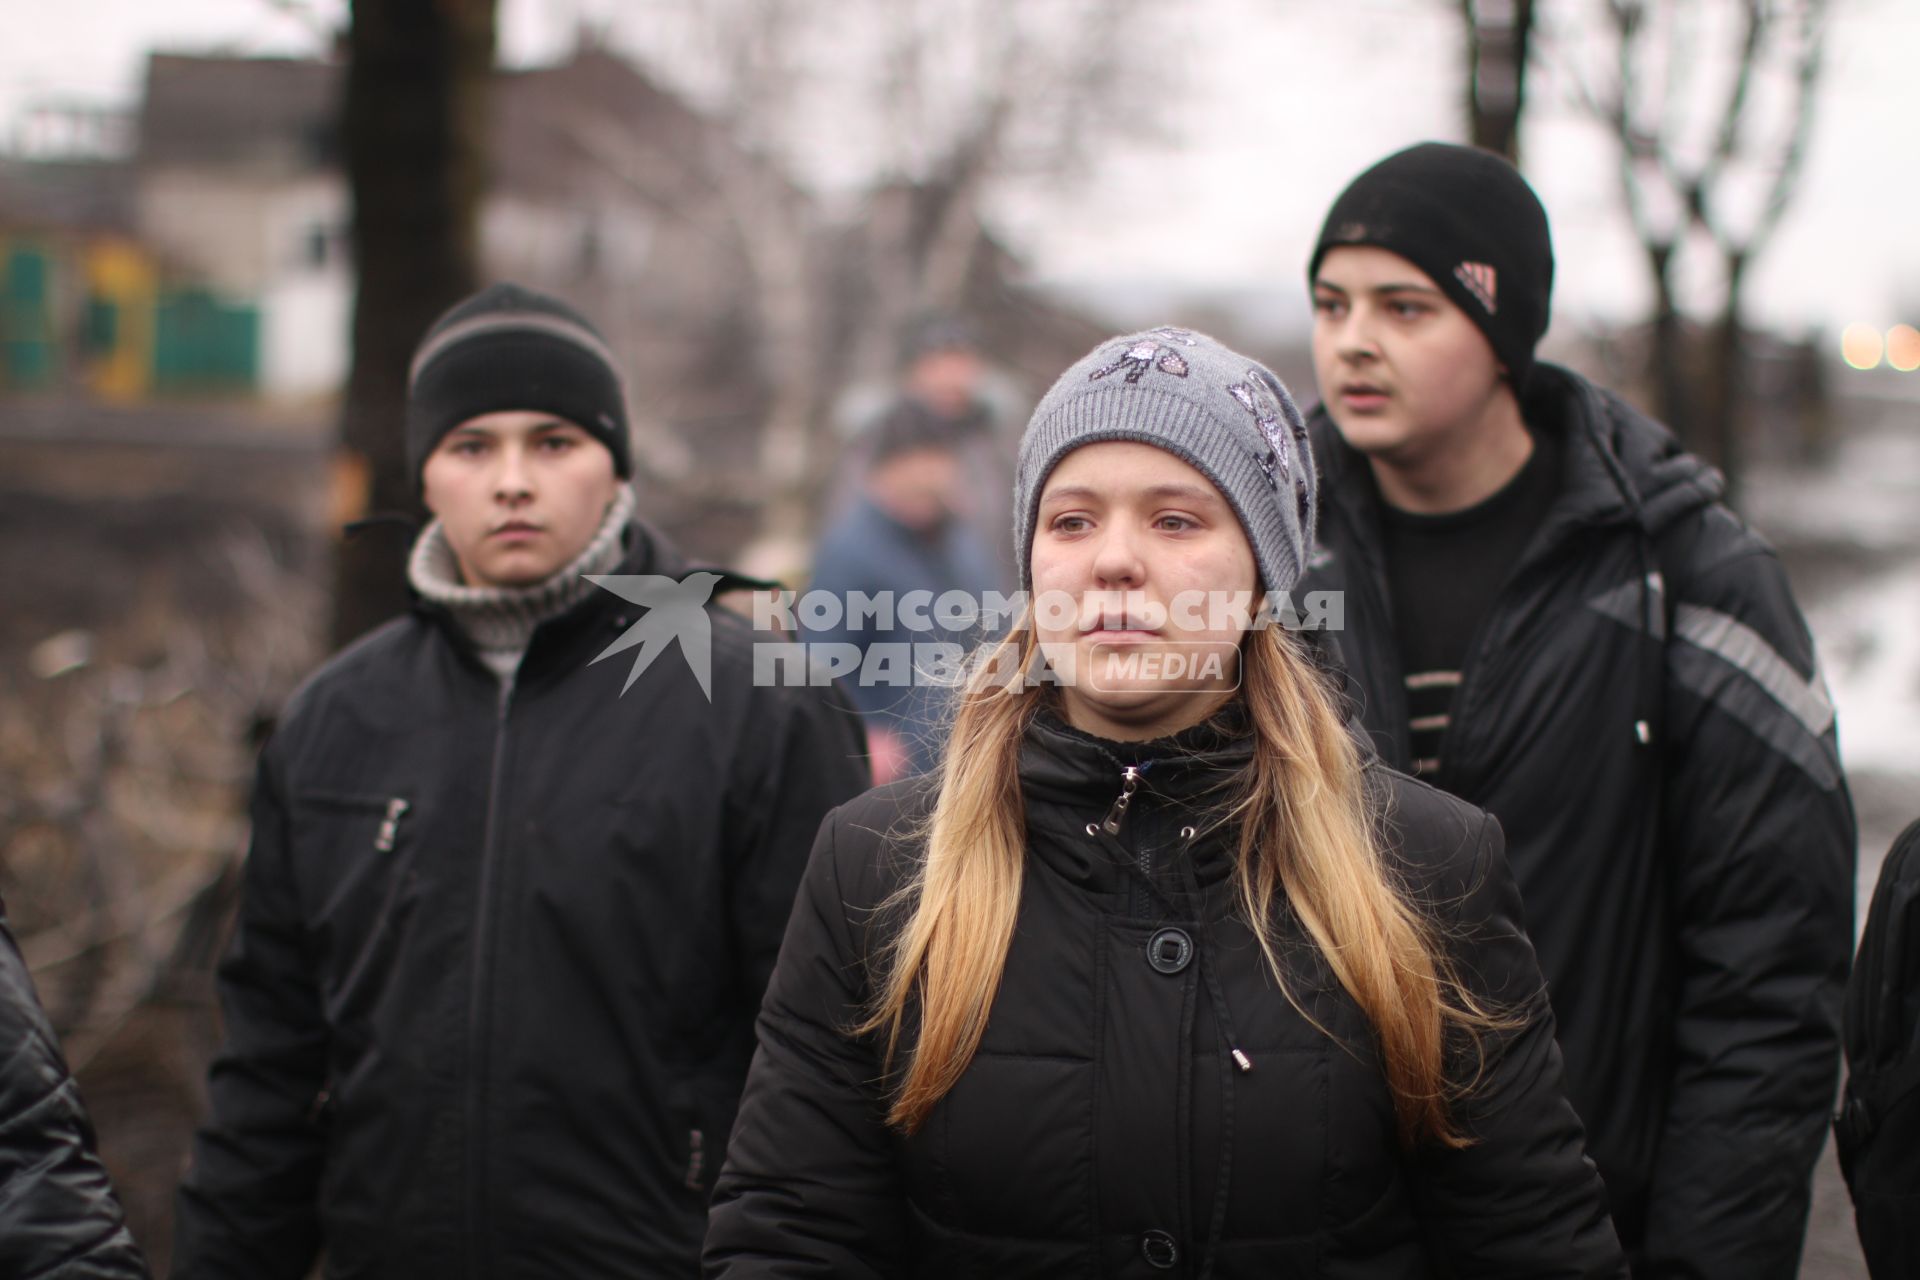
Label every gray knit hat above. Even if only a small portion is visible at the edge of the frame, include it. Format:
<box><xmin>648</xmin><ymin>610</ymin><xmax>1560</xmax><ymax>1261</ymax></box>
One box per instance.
<box><xmin>1013</xmin><ymin>327</ymin><xmax>1316</xmax><ymax>605</ymax></box>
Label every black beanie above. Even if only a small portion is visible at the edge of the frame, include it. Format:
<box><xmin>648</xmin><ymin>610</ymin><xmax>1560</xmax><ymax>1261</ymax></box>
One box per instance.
<box><xmin>406</xmin><ymin>282</ymin><xmax>633</xmax><ymax>487</ymax></box>
<box><xmin>1308</xmin><ymin>142</ymin><xmax>1554</xmax><ymax>389</ymax></box>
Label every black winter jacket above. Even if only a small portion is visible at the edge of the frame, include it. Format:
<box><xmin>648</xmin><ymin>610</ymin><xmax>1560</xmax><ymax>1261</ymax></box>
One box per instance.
<box><xmin>705</xmin><ymin>710</ymin><xmax>1627</xmax><ymax>1278</ymax></box>
<box><xmin>174</xmin><ymin>523</ymin><xmax>870</xmax><ymax>1280</ymax></box>
<box><xmin>1299</xmin><ymin>363</ymin><xmax>1856</xmax><ymax>1276</ymax></box>
<box><xmin>0</xmin><ymin>913</ymin><xmax>149</xmax><ymax>1279</ymax></box>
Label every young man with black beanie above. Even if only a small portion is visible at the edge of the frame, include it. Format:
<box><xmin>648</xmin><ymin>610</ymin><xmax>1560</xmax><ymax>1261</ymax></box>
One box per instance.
<box><xmin>174</xmin><ymin>283</ymin><xmax>870</xmax><ymax>1279</ymax></box>
<box><xmin>1298</xmin><ymin>143</ymin><xmax>1855</xmax><ymax>1277</ymax></box>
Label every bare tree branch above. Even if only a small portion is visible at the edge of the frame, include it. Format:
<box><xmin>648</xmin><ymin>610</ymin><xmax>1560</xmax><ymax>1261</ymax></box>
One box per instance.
<box><xmin>252</xmin><ymin>0</ymin><xmax>338</xmax><ymax>40</ymax></box>
<box><xmin>1749</xmin><ymin>1</ymin><xmax>1827</xmax><ymax>250</ymax></box>
<box><xmin>1550</xmin><ymin>0</ymin><xmax>1832</xmax><ymax>492</ymax></box>
<box><xmin>595</xmin><ymin>0</ymin><xmax>1176</xmax><ymax>550</ymax></box>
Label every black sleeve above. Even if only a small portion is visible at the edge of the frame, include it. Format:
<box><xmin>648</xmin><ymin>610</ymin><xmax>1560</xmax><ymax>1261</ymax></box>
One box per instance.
<box><xmin>705</xmin><ymin>808</ymin><xmax>908</xmax><ymax>1278</ymax></box>
<box><xmin>0</xmin><ymin>915</ymin><xmax>151</xmax><ymax>1279</ymax></box>
<box><xmin>172</xmin><ymin>748</ymin><xmax>328</xmax><ymax>1280</ymax></box>
<box><xmin>1640</xmin><ymin>548</ymin><xmax>1855</xmax><ymax>1278</ymax></box>
<box><xmin>1412</xmin><ymin>813</ymin><xmax>1629</xmax><ymax>1279</ymax></box>
<box><xmin>725</xmin><ymin>679</ymin><xmax>872</xmax><ymax>1011</ymax></box>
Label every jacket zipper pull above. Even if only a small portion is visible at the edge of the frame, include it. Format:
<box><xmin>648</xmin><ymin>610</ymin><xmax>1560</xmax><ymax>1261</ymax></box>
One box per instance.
<box><xmin>1100</xmin><ymin>765</ymin><xmax>1142</xmax><ymax>836</ymax></box>
<box><xmin>374</xmin><ymin>797</ymin><xmax>410</xmax><ymax>852</ymax></box>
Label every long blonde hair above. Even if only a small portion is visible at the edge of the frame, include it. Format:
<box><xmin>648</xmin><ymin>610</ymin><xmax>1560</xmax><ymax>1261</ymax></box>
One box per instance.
<box><xmin>859</xmin><ymin>618</ymin><xmax>1488</xmax><ymax>1148</ymax></box>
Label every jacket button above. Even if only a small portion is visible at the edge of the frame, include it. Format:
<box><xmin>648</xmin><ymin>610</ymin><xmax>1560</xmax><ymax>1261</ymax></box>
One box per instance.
<box><xmin>1141</xmin><ymin>1229</ymin><xmax>1179</xmax><ymax>1269</ymax></box>
<box><xmin>1146</xmin><ymin>927</ymin><xmax>1193</xmax><ymax>975</ymax></box>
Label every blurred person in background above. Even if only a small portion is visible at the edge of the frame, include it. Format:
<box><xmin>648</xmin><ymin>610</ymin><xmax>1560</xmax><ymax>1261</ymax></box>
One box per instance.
<box><xmin>1</xmin><ymin>907</ymin><xmax>150</xmax><ymax>1278</ymax></box>
<box><xmin>173</xmin><ymin>283</ymin><xmax>868</xmax><ymax>1279</ymax></box>
<box><xmin>705</xmin><ymin>329</ymin><xmax>1625</xmax><ymax>1278</ymax></box>
<box><xmin>1298</xmin><ymin>142</ymin><xmax>1854</xmax><ymax>1277</ymax></box>
<box><xmin>898</xmin><ymin>313</ymin><xmax>998</xmax><ymax>429</ymax></box>
<box><xmin>834</xmin><ymin>313</ymin><xmax>1021</xmax><ymax>577</ymax></box>
<box><xmin>804</xmin><ymin>406</ymin><xmax>1005</xmax><ymax>781</ymax></box>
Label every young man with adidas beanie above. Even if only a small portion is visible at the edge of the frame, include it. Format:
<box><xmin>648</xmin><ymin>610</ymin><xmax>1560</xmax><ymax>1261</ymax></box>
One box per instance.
<box><xmin>1298</xmin><ymin>142</ymin><xmax>1855</xmax><ymax>1276</ymax></box>
<box><xmin>175</xmin><ymin>283</ymin><xmax>869</xmax><ymax>1279</ymax></box>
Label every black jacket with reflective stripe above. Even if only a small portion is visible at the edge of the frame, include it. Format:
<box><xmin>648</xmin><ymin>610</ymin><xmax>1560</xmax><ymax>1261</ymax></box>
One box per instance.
<box><xmin>0</xmin><ymin>914</ymin><xmax>150</xmax><ymax>1278</ymax></box>
<box><xmin>1299</xmin><ymin>363</ymin><xmax>1856</xmax><ymax>1276</ymax></box>
<box><xmin>706</xmin><ymin>711</ymin><xmax>1627</xmax><ymax>1278</ymax></box>
<box><xmin>173</xmin><ymin>522</ymin><xmax>870</xmax><ymax>1280</ymax></box>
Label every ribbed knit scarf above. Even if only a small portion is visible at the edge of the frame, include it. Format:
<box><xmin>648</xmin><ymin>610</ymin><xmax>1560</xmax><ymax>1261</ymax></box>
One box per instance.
<box><xmin>407</xmin><ymin>484</ymin><xmax>636</xmax><ymax>681</ymax></box>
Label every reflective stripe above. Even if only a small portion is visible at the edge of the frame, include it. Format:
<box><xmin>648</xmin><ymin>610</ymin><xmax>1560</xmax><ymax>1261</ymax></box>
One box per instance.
<box><xmin>1409</xmin><ymin>714</ymin><xmax>1451</xmax><ymax>733</ymax></box>
<box><xmin>1668</xmin><ymin>644</ymin><xmax>1842</xmax><ymax>788</ymax></box>
<box><xmin>1672</xmin><ymin>603</ymin><xmax>1835</xmax><ymax>739</ymax></box>
<box><xmin>1404</xmin><ymin>670</ymin><xmax>1462</xmax><ymax>690</ymax></box>
<box><xmin>409</xmin><ymin>310</ymin><xmax>623</xmax><ymax>386</ymax></box>
<box><xmin>1588</xmin><ymin>579</ymin><xmax>1839</xmax><ymax>783</ymax></box>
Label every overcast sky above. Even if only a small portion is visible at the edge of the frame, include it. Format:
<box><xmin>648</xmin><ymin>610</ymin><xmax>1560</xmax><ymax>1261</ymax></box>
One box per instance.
<box><xmin>3</xmin><ymin>0</ymin><xmax>1914</xmax><ymax>341</ymax></box>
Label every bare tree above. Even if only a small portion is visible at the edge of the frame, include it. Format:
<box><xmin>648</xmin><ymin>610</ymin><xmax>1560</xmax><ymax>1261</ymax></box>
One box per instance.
<box><xmin>839</xmin><ymin>0</ymin><xmax>1151</xmax><ymax>368</ymax></box>
<box><xmin>1555</xmin><ymin>0</ymin><xmax>1828</xmax><ymax>495</ymax></box>
<box><xmin>331</xmin><ymin>0</ymin><xmax>497</xmax><ymax>648</ymax></box>
<box><xmin>610</xmin><ymin>0</ymin><xmax>1168</xmax><ymax>554</ymax></box>
<box><xmin>1460</xmin><ymin>0</ymin><xmax>1540</xmax><ymax>161</ymax></box>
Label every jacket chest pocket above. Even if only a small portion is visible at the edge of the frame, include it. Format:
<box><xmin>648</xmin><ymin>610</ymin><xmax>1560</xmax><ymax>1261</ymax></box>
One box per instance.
<box><xmin>289</xmin><ymin>791</ymin><xmax>418</xmax><ymax>997</ymax></box>
<box><xmin>909</xmin><ymin>1053</ymin><xmax>1098</xmax><ymax>1240</ymax></box>
<box><xmin>1221</xmin><ymin>992</ymin><xmax>1399</xmax><ymax>1234</ymax></box>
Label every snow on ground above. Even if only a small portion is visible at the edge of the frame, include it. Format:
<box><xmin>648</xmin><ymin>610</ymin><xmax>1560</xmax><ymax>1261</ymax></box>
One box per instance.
<box><xmin>1814</xmin><ymin>560</ymin><xmax>1920</xmax><ymax>777</ymax></box>
<box><xmin>1748</xmin><ymin>424</ymin><xmax>1920</xmax><ymax>554</ymax></box>
<box><xmin>1747</xmin><ymin>396</ymin><xmax>1920</xmax><ymax>783</ymax></box>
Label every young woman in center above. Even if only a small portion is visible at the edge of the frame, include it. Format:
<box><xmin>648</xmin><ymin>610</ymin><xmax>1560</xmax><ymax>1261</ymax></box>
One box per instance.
<box><xmin>704</xmin><ymin>329</ymin><xmax>1626</xmax><ymax>1278</ymax></box>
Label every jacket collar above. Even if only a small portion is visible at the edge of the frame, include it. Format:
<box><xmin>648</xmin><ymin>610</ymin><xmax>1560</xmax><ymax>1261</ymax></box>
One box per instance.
<box><xmin>413</xmin><ymin>517</ymin><xmax>693</xmax><ymax>684</ymax></box>
<box><xmin>1018</xmin><ymin>701</ymin><xmax>1253</xmax><ymax>891</ymax></box>
<box><xmin>406</xmin><ymin>486</ymin><xmax>637</xmax><ymax>667</ymax></box>
<box><xmin>1020</xmin><ymin>702</ymin><xmax>1254</xmax><ymax>804</ymax></box>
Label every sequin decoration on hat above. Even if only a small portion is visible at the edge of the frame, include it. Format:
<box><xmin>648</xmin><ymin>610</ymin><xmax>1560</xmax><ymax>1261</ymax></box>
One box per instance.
<box><xmin>1089</xmin><ymin>331</ymin><xmax>1195</xmax><ymax>383</ymax></box>
<box><xmin>1228</xmin><ymin>372</ymin><xmax>1291</xmax><ymax>491</ymax></box>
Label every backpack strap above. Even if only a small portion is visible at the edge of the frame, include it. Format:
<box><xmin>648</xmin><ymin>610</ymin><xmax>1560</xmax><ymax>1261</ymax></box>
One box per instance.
<box><xmin>1633</xmin><ymin>513</ymin><xmax>1691</xmax><ymax>760</ymax></box>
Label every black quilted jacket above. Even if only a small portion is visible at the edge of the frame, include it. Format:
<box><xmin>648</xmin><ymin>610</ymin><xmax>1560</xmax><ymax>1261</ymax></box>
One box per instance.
<box><xmin>174</xmin><ymin>523</ymin><xmax>870</xmax><ymax>1279</ymax></box>
<box><xmin>1300</xmin><ymin>363</ymin><xmax>1855</xmax><ymax>1275</ymax></box>
<box><xmin>0</xmin><ymin>912</ymin><xmax>149</xmax><ymax>1278</ymax></box>
<box><xmin>705</xmin><ymin>710</ymin><xmax>1625</xmax><ymax>1278</ymax></box>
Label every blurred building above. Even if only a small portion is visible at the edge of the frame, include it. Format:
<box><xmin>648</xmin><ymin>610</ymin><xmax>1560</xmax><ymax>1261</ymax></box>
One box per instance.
<box><xmin>0</xmin><ymin>48</ymin><xmax>761</xmax><ymax>408</ymax></box>
<box><xmin>134</xmin><ymin>55</ymin><xmax>344</xmax><ymax>400</ymax></box>
<box><xmin>0</xmin><ymin>42</ymin><xmax>1113</xmax><ymax>562</ymax></box>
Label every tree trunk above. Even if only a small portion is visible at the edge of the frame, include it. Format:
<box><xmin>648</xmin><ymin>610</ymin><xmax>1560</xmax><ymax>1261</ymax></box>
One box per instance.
<box><xmin>1645</xmin><ymin>240</ymin><xmax>1695</xmax><ymax>448</ymax></box>
<box><xmin>1702</xmin><ymin>249</ymin><xmax>1750</xmax><ymax>501</ymax></box>
<box><xmin>330</xmin><ymin>0</ymin><xmax>497</xmax><ymax>650</ymax></box>
<box><xmin>1461</xmin><ymin>0</ymin><xmax>1537</xmax><ymax>162</ymax></box>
